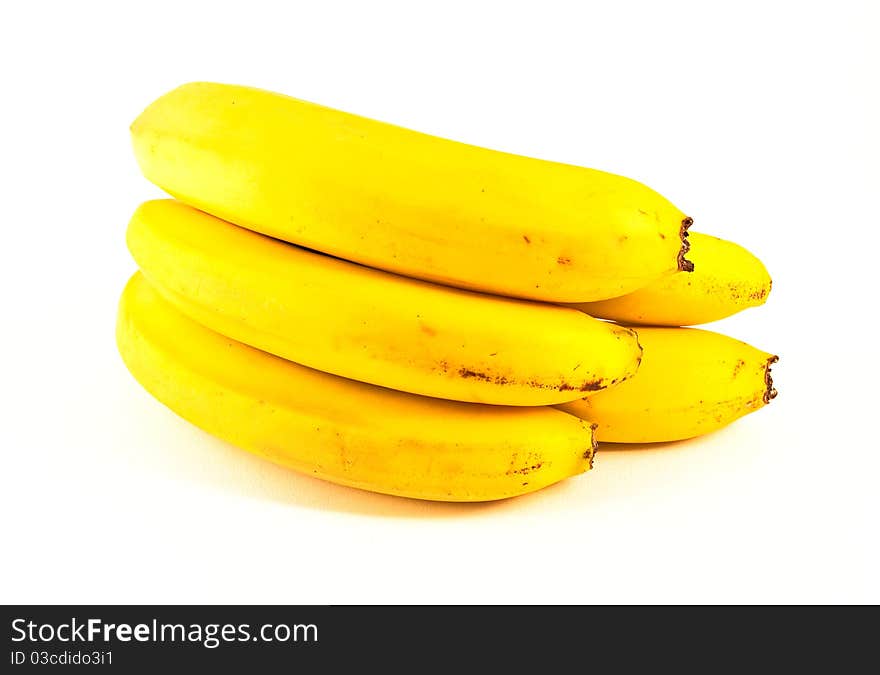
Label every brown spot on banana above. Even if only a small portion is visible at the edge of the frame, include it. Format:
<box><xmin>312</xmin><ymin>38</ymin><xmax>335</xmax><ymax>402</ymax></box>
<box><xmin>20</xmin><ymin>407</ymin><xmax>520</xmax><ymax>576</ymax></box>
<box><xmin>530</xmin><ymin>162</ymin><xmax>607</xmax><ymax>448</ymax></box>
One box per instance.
<box><xmin>557</xmin><ymin>379</ymin><xmax>605</xmax><ymax>392</ymax></box>
<box><xmin>749</xmin><ymin>286</ymin><xmax>769</xmax><ymax>301</ymax></box>
<box><xmin>456</xmin><ymin>366</ymin><xmax>608</xmax><ymax>393</ymax></box>
<box><xmin>457</xmin><ymin>367</ymin><xmax>511</xmax><ymax>386</ymax></box>
<box><xmin>505</xmin><ymin>462</ymin><xmax>544</xmax><ymax>476</ymax></box>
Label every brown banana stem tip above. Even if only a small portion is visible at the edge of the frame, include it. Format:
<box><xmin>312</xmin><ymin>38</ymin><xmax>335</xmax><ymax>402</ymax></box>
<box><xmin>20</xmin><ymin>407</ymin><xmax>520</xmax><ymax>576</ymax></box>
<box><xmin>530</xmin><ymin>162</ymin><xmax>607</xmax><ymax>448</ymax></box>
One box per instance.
<box><xmin>584</xmin><ymin>423</ymin><xmax>599</xmax><ymax>469</ymax></box>
<box><xmin>763</xmin><ymin>355</ymin><xmax>779</xmax><ymax>404</ymax></box>
<box><xmin>678</xmin><ymin>217</ymin><xmax>695</xmax><ymax>272</ymax></box>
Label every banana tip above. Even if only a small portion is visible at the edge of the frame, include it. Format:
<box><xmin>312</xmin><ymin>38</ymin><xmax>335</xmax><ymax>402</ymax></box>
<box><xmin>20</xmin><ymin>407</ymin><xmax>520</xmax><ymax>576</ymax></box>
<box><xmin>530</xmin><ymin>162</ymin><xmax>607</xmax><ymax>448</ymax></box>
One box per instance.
<box><xmin>584</xmin><ymin>423</ymin><xmax>599</xmax><ymax>469</ymax></box>
<box><xmin>678</xmin><ymin>217</ymin><xmax>695</xmax><ymax>272</ymax></box>
<box><xmin>763</xmin><ymin>355</ymin><xmax>779</xmax><ymax>404</ymax></box>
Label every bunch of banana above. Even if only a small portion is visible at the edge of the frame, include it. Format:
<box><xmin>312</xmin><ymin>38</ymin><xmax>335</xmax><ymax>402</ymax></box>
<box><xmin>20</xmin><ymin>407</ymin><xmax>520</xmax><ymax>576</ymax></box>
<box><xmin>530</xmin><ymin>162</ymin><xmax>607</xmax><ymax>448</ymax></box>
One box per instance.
<box><xmin>119</xmin><ymin>82</ymin><xmax>777</xmax><ymax>501</ymax></box>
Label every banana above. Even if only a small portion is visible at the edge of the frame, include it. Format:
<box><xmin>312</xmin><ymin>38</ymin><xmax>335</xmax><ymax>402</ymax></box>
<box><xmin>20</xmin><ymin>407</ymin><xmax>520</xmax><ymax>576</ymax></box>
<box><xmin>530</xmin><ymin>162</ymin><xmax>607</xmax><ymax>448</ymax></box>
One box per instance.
<box><xmin>117</xmin><ymin>273</ymin><xmax>596</xmax><ymax>501</ymax></box>
<box><xmin>127</xmin><ymin>199</ymin><xmax>642</xmax><ymax>406</ymax></box>
<box><xmin>557</xmin><ymin>327</ymin><xmax>777</xmax><ymax>443</ymax></box>
<box><xmin>131</xmin><ymin>81</ymin><xmax>694</xmax><ymax>303</ymax></box>
<box><xmin>570</xmin><ymin>233</ymin><xmax>771</xmax><ymax>326</ymax></box>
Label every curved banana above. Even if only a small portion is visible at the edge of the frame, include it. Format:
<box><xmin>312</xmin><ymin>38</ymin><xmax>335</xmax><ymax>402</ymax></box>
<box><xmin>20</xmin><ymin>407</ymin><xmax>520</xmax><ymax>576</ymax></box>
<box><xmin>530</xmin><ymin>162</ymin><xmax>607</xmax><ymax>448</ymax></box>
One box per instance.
<box><xmin>117</xmin><ymin>273</ymin><xmax>595</xmax><ymax>501</ymax></box>
<box><xmin>131</xmin><ymin>81</ymin><xmax>693</xmax><ymax>303</ymax></box>
<box><xmin>570</xmin><ymin>233</ymin><xmax>771</xmax><ymax>326</ymax></box>
<box><xmin>127</xmin><ymin>200</ymin><xmax>642</xmax><ymax>406</ymax></box>
<box><xmin>557</xmin><ymin>327</ymin><xmax>777</xmax><ymax>443</ymax></box>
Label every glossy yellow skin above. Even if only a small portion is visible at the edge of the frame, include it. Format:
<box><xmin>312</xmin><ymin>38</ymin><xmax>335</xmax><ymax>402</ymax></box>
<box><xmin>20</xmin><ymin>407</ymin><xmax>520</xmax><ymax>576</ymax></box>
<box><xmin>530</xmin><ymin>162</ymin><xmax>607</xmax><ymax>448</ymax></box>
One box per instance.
<box><xmin>117</xmin><ymin>273</ymin><xmax>595</xmax><ymax>501</ymax></box>
<box><xmin>557</xmin><ymin>327</ymin><xmax>777</xmax><ymax>442</ymax></box>
<box><xmin>131</xmin><ymin>82</ymin><xmax>692</xmax><ymax>303</ymax></box>
<box><xmin>572</xmin><ymin>233</ymin><xmax>771</xmax><ymax>326</ymax></box>
<box><xmin>127</xmin><ymin>200</ymin><xmax>641</xmax><ymax>406</ymax></box>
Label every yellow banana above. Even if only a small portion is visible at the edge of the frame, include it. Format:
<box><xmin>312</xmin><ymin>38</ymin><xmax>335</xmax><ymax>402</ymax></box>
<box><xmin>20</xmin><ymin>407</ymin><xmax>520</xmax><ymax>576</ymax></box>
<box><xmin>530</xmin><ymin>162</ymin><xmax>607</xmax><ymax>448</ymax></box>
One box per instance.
<box><xmin>570</xmin><ymin>233</ymin><xmax>771</xmax><ymax>326</ymax></box>
<box><xmin>117</xmin><ymin>273</ymin><xmax>596</xmax><ymax>501</ymax></box>
<box><xmin>127</xmin><ymin>200</ymin><xmax>642</xmax><ymax>406</ymax></box>
<box><xmin>557</xmin><ymin>327</ymin><xmax>777</xmax><ymax>443</ymax></box>
<box><xmin>131</xmin><ymin>81</ymin><xmax>694</xmax><ymax>303</ymax></box>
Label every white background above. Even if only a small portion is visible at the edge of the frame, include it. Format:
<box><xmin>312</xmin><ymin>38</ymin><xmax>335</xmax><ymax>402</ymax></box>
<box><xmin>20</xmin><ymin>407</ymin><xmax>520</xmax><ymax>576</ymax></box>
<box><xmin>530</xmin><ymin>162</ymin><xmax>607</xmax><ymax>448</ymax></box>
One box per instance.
<box><xmin>1</xmin><ymin>0</ymin><xmax>877</xmax><ymax>604</ymax></box>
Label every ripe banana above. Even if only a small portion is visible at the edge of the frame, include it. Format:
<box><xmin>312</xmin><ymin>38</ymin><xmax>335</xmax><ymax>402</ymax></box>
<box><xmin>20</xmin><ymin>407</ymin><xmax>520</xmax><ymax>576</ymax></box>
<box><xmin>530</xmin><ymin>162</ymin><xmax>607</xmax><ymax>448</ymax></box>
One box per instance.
<box><xmin>127</xmin><ymin>199</ymin><xmax>642</xmax><ymax>406</ymax></box>
<box><xmin>557</xmin><ymin>327</ymin><xmax>777</xmax><ymax>443</ymax></box>
<box><xmin>117</xmin><ymin>273</ymin><xmax>596</xmax><ymax>501</ymax></box>
<box><xmin>570</xmin><ymin>233</ymin><xmax>771</xmax><ymax>326</ymax></box>
<box><xmin>131</xmin><ymin>81</ymin><xmax>694</xmax><ymax>303</ymax></box>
